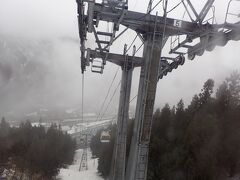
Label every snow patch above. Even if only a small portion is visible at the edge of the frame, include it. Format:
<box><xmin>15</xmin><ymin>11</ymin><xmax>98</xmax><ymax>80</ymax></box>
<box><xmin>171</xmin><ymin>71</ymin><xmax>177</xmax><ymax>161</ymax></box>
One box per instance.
<box><xmin>57</xmin><ymin>149</ymin><xmax>103</xmax><ymax>180</ymax></box>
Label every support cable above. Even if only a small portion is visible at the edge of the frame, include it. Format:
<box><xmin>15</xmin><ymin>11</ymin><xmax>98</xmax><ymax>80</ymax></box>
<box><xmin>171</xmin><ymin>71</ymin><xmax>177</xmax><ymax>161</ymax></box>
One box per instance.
<box><xmin>82</xmin><ymin>74</ymin><xmax>84</xmax><ymax>123</ymax></box>
<box><xmin>147</xmin><ymin>0</ymin><xmax>153</xmax><ymax>14</ymax></box>
<box><xmin>126</xmin><ymin>35</ymin><xmax>138</xmax><ymax>53</ymax></box>
<box><xmin>125</xmin><ymin>32</ymin><xmax>144</xmax><ymax>61</ymax></box>
<box><xmin>150</xmin><ymin>0</ymin><xmax>163</xmax><ymax>14</ymax></box>
<box><xmin>109</xmin><ymin>93</ymin><xmax>138</xmax><ymax>124</ymax></box>
<box><xmin>99</xmin><ymin>43</ymin><xmax>130</xmax><ymax>122</ymax></box>
<box><xmin>131</xmin><ymin>42</ymin><xmax>144</xmax><ymax>57</ymax></box>
<box><xmin>182</xmin><ymin>2</ymin><xmax>188</xmax><ymax>20</ymax></box>
<box><xmin>129</xmin><ymin>94</ymin><xmax>138</xmax><ymax>103</ymax></box>
<box><xmin>167</xmin><ymin>1</ymin><xmax>183</xmax><ymax>14</ymax></box>
<box><xmin>95</xmin><ymin>22</ymin><xmax>120</xmax><ymax>122</ymax></box>
<box><xmin>134</xmin><ymin>0</ymin><xmax>163</xmax><ymax>21</ymax></box>
<box><xmin>162</xmin><ymin>0</ymin><xmax>169</xmax><ymax>46</ymax></box>
<box><xmin>79</xmin><ymin>73</ymin><xmax>89</xmax><ymax>172</ymax></box>
<box><xmin>99</xmin><ymin>81</ymin><xmax>121</xmax><ymax>121</ymax></box>
<box><xmin>135</xmin><ymin>43</ymin><xmax>144</xmax><ymax>54</ymax></box>
<box><xmin>96</xmin><ymin>67</ymin><xmax>120</xmax><ymax>121</ymax></box>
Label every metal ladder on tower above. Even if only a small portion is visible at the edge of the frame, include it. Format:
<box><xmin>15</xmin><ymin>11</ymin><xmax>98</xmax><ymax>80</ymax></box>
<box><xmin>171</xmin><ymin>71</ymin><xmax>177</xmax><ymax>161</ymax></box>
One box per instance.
<box><xmin>90</xmin><ymin>0</ymin><xmax>127</xmax><ymax>74</ymax></box>
<box><xmin>91</xmin><ymin>23</ymin><xmax>112</xmax><ymax>74</ymax></box>
<box><xmin>134</xmin><ymin>145</ymin><xmax>149</xmax><ymax>180</ymax></box>
<box><xmin>91</xmin><ymin>29</ymin><xmax>112</xmax><ymax>74</ymax></box>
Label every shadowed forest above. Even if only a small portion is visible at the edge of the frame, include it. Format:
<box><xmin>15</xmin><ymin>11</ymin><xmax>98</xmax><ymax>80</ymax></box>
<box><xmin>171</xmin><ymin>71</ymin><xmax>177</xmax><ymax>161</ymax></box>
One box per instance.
<box><xmin>91</xmin><ymin>71</ymin><xmax>240</xmax><ymax>180</ymax></box>
<box><xmin>0</xmin><ymin>121</ymin><xmax>76</xmax><ymax>179</ymax></box>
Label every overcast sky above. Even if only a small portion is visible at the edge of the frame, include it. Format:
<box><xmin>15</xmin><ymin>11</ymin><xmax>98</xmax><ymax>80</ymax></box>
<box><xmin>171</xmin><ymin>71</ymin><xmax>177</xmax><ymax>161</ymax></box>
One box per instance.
<box><xmin>0</xmin><ymin>0</ymin><xmax>240</xmax><ymax>118</ymax></box>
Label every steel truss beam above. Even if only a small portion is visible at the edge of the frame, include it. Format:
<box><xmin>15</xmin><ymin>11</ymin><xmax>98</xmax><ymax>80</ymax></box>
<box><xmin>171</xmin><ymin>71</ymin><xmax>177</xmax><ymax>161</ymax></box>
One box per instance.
<box><xmin>92</xmin><ymin>3</ymin><xmax>202</xmax><ymax>35</ymax></box>
<box><xmin>88</xmin><ymin>49</ymin><xmax>142</xmax><ymax>67</ymax></box>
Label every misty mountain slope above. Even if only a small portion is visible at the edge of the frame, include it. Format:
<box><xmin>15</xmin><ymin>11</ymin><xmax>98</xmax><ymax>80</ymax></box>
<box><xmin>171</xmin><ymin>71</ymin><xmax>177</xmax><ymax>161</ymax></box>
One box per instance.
<box><xmin>0</xmin><ymin>35</ymin><xmax>52</xmax><ymax>87</ymax></box>
<box><xmin>0</xmin><ymin>34</ymin><xmax>82</xmax><ymax>117</ymax></box>
<box><xmin>0</xmin><ymin>35</ymin><xmax>52</xmax><ymax>111</ymax></box>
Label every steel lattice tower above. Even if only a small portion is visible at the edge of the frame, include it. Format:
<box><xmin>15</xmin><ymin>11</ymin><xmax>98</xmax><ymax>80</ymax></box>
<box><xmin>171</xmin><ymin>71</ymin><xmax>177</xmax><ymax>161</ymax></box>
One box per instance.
<box><xmin>79</xmin><ymin>134</ymin><xmax>88</xmax><ymax>171</ymax></box>
<box><xmin>76</xmin><ymin>0</ymin><xmax>240</xmax><ymax>179</ymax></box>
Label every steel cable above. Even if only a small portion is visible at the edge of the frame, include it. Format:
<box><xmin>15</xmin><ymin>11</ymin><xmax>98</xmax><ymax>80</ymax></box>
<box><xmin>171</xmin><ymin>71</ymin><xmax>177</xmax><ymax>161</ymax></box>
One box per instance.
<box><xmin>96</xmin><ymin>67</ymin><xmax>120</xmax><ymax>121</ymax></box>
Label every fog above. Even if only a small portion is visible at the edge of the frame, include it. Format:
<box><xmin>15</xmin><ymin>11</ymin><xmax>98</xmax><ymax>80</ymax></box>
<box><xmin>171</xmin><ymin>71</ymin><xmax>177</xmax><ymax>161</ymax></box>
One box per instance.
<box><xmin>0</xmin><ymin>0</ymin><xmax>240</xmax><ymax>120</ymax></box>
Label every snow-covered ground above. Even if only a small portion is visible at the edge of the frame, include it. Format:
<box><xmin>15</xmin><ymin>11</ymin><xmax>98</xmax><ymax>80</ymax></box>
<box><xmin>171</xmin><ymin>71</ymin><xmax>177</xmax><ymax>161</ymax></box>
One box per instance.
<box><xmin>57</xmin><ymin>149</ymin><xmax>104</xmax><ymax>180</ymax></box>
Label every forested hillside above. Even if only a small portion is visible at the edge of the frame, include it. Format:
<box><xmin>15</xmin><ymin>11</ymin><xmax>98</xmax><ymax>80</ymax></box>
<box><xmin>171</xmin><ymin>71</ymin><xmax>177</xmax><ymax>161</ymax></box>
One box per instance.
<box><xmin>0</xmin><ymin>119</ymin><xmax>76</xmax><ymax>179</ymax></box>
<box><xmin>0</xmin><ymin>35</ymin><xmax>83</xmax><ymax>120</ymax></box>
<box><xmin>148</xmin><ymin>72</ymin><xmax>240</xmax><ymax>180</ymax></box>
<box><xmin>91</xmin><ymin>72</ymin><xmax>240</xmax><ymax>180</ymax></box>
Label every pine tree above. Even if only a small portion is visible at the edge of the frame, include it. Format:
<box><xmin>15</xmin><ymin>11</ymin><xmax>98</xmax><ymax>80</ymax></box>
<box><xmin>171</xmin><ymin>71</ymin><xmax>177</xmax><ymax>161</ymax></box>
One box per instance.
<box><xmin>199</xmin><ymin>79</ymin><xmax>214</xmax><ymax>107</ymax></box>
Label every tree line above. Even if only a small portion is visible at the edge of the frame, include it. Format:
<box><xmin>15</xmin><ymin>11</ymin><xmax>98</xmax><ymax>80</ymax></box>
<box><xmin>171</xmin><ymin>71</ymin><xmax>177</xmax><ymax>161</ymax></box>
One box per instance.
<box><xmin>0</xmin><ymin>120</ymin><xmax>76</xmax><ymax>179</ymax></box>
<box><xmin>91</xmin><ymin>71</ymin><xmax>240</xmax><ymax>180</ymax></box>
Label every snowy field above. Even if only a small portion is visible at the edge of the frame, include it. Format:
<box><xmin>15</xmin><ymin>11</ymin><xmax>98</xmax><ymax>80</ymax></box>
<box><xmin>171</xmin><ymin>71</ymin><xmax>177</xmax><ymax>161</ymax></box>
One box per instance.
<box><xmin>57</xmin><ymin>149</ymin><xmax>104</xmax><ymax>180</ymax></box>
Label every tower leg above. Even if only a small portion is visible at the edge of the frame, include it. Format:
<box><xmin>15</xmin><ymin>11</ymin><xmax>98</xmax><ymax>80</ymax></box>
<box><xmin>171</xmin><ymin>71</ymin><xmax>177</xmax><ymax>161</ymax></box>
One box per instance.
<box><xmin>126</xmin><ymin>34</ymin><xmax>164</xmax><ymax>180</ymax></box>
<box><xmin>110</xmin><ymin>65</ymin><xmax>133</xmax><ymax>180</ymax></box>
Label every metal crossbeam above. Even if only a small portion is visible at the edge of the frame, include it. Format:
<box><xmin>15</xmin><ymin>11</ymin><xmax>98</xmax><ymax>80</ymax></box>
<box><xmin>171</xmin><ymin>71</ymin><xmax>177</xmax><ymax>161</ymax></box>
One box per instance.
<box><xmin>92</xmin><ymin>3</ymin><xmax>202</xmax><ymax>35</ymax></box>
<box><xmin>88</xmin><ymin>49</ymin><xmax>142</xmax><ymax>67</ymax></box>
